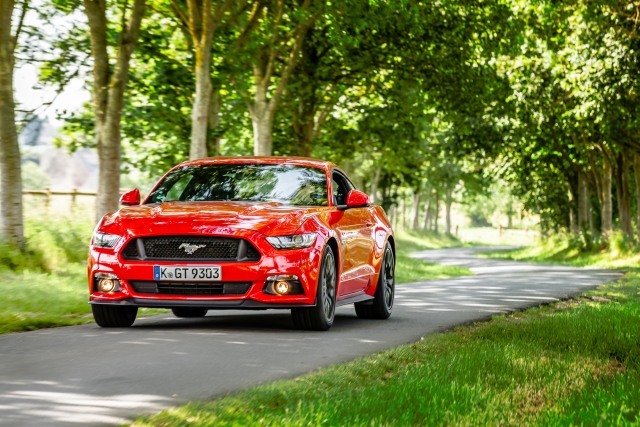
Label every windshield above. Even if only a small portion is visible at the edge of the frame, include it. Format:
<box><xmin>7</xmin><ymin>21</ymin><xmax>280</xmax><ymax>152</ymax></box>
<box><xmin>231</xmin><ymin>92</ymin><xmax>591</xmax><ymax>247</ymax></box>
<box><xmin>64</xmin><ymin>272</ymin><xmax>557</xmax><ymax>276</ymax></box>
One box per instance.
<box><xmin>146</xmin><ymin>164</ymin><xmax>329</xmax><ymax>206</ymax></box>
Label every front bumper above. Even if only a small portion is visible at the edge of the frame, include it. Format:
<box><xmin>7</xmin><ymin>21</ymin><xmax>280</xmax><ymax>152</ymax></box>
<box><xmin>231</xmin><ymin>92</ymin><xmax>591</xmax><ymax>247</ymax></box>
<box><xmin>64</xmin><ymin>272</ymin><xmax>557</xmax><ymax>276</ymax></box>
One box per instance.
<box><xmin>89</xmin><ymin>298</ymin><xmax>314</xmax><ymax>309</ymax></box>
<box><xmin>88</xmin><ymin>230</ymin><xmax>324</xmax><ymax>309</ymax></box>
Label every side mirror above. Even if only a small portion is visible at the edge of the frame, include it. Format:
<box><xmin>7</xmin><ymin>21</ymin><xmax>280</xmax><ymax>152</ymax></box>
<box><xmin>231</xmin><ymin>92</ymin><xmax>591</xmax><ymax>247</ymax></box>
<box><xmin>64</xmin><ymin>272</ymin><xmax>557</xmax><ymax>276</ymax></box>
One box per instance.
<box><xmin>345</xmin><ymin>189</ymin><xmax>370</xmax><ymax>209</ymax></box>
<box><xmin>120</xmin><ymin>188</ymin><xmax>140</xmax><ymax>206</ymax></box>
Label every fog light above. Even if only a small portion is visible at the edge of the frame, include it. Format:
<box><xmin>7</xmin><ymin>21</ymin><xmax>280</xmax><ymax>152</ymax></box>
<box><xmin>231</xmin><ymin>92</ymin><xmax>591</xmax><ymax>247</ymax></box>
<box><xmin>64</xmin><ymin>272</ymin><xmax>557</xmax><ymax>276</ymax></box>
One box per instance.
<box><xmin>264</xmin><ymin>274</ymin><xmax>302</xmax><ymax>296</ymax></box>
<box><xmin>274</xmin><ymin>280</ymin><xmax>292</xmax><ymax>295</ymax></box>
<box><xmin>95</xmin><ymin>273</ymin><xmax>121</xmax><ymax>293</ymax></box>
<box><xmin>98</xmin><ymin>278</ymin><xmax>116</xmax><ymax>293</ymax></box>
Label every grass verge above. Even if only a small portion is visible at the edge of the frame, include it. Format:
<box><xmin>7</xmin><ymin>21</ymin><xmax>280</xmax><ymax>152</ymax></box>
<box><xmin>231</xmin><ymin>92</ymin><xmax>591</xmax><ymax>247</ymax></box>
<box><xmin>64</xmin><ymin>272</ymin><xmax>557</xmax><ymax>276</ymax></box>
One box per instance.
<box><xmin>0</xmin><ymin>264</ymin><xmax>93</xmax><ymax>333</ymax></box>
<box><xmin>130</xmin><ymin>238</ymin><xmax>639</xmax><ymax>426</ymax></box>
<box><xmin>131</xmin><ymin>273</ymin><xmax>639</xmax><ymax>426</ymax></box>
<box><xmin>395</xmin><ymin>229</ymin><xmax>471</xmax><ymax>283</ymax></box>
<box><xmin>485</xmin><ymin>232</ymin><xmax>640</xmax><ymax>269</ymax></box>
<box><xmin>0</xmin><ymin>218</ymin><xmax>168</xmax><ymax>334</ymax></box>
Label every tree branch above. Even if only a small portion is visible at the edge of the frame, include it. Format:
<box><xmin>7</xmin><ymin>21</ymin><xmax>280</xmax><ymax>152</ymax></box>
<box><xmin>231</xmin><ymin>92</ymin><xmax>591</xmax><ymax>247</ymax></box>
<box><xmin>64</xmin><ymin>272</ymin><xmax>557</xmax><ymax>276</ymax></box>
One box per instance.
<box><xmin>267</xmin><ymin>0</ymin><xmax>313</xmax><ymax>115</ymax></box>
<box><xmin>170</xmin><ymin>0</ymin><xmax>189</xmax><ymax>28</ymax></box>
<box><xmin>12</xmin><ymin>0</ymin><xmax>29</xmax><ymax>52</ymax></box>
<box><xmin>235</xmin><ymin>0</ymin><xmax>263</xmax><ymax>49</ymax></box>
<box><xmin>262</xmin><ymin>0</ymin><xmax>284</xmax><ymax>86</ymax></box>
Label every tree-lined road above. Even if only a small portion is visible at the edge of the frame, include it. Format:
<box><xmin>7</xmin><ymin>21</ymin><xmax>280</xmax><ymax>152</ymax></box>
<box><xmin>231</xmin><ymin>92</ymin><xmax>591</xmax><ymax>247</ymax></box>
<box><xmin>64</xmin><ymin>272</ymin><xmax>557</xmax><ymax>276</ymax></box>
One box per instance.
<box><xmin>0</xmin><ymin>247</ymin><xmax>621</xmax><ymax>426</ymax></box>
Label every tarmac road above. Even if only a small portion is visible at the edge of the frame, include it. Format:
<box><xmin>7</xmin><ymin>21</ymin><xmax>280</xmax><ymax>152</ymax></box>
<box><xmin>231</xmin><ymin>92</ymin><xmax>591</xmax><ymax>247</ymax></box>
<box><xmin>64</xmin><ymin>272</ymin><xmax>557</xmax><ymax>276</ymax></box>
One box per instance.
<box><xmin>0</xmin><ymin>247</ymin><xmax>622</xmax><ymax>426</ymax></box>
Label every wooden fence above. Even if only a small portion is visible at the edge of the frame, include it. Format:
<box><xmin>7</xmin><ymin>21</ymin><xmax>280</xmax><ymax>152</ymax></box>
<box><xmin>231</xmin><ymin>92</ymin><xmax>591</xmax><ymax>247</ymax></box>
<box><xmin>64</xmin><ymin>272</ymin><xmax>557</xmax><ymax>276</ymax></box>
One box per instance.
<box><xmin>22</xmin><ymin>189</ymin><xmax>112</xmax><ymax>221</ymax></box>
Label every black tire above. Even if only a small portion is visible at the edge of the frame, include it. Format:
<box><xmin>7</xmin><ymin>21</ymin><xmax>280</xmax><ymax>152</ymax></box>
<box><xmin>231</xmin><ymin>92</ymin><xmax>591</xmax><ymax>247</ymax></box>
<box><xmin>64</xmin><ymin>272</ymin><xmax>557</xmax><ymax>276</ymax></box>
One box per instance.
<box><xmin>355</xmin><ymin>242</ymin><xmax>395</xmax><ymax>319</ymax></box>
<box><xmin>171</xmin><ymin>307</ymin><xmax>209</xmax><ymax>318</ymax></box>
<box><xmin>291</xmin><ymin>245</ymin><xmax>337</xmax><ymax>331</ymax></box>
<box><xmin>92</xmin><ymin>304</ymin><xmax>138</xmax><ymax>327</ymax></box>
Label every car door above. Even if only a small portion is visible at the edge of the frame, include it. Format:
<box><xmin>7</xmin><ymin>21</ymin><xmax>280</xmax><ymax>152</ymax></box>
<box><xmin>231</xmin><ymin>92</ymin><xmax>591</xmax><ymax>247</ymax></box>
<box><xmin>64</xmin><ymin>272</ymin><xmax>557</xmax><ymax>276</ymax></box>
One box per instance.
<box><xmin>331</xmin><ymin>170</ymin><xmax>375</xmax><ymax>298</ymax></box>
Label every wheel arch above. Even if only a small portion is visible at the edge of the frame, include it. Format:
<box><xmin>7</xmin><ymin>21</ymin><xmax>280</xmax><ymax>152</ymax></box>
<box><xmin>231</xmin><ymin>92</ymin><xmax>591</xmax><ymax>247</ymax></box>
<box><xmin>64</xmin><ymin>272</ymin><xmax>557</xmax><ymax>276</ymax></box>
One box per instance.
<box><xmin>325</xmin><ymin>237</ymin><xmax>340</xmax><ymax>275</ymax></box>
<box><xmin>386</xmin><ymin>234</ymin><xmax>396</xmax><ymax>257</ymax></box>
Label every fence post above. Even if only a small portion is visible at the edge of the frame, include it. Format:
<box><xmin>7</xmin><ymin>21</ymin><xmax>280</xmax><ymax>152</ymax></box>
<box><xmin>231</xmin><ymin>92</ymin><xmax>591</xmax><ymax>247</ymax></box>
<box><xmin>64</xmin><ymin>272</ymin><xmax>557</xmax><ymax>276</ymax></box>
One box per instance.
<box><xmin>71</xmin><ymin>188</ymin><xmax>78</xmax><ymax>212</ymax></box>
<box><xmin>45</xmin><ymin>187</ymin><xmax>51</xmax><ymax>212</ymax></box>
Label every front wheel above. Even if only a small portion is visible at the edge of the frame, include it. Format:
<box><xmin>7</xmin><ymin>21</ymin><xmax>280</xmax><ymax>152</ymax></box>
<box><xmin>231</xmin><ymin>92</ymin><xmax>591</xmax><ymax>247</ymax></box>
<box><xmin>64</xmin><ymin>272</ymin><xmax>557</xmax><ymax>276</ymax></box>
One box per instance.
<box><xmin>292</xmin><ymin>245</ymin><xmax>337</xmax><ymax>331</ymax></box>
<box><xmin>92</xmin><ymin>304</ymin><xmax>138</xmax><ymax>327</ymax></box>
<box><xmin>355</xmin><ymin>242</ymin><xmax>395</xmax><ymax>319</ymax></box>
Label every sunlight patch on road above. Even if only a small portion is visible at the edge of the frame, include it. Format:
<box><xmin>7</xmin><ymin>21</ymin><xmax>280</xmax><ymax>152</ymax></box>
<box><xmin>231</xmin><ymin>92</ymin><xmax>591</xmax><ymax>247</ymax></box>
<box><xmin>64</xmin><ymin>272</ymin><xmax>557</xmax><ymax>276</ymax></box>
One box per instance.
<box><xmin>0</xmin><ymin>389</ymin><xmax>172</xmax><ymax>425</ymax></box>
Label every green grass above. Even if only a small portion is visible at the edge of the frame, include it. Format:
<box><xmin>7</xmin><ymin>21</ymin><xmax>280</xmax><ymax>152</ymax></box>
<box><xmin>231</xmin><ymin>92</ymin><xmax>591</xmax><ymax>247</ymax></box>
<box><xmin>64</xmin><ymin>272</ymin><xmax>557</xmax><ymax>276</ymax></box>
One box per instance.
<box><xmin>395</xmin><ymin>229</ymin><xmax>471</xmax><ymax>283</ymax></box>
<box><xmin>457</xmin><ymin>226</ymin><xmax>540</xmax><ymax>247</ymax></box>
<box><xmin>485</xmin><ymin>232</ymin><xmax>640</xmax><ymax>269</ymax></box>
<box><xmin>129</xmin><ymin>237</ymin><xmax>639</xmax><ymax>426</ymax></box>
<box><xmin>0</xmin><ymin>264</ymin><xmax>94</xmax><ymax>333</ymax></box>
<box><xmin>130</xmin><ymin>273</ymin><xmax>639</xmax><ymax>426</ymax></box>
<box><xmin>0</xmin><ymin>218</ymin><xmax>163</xmax><ymax>334</ymax></box>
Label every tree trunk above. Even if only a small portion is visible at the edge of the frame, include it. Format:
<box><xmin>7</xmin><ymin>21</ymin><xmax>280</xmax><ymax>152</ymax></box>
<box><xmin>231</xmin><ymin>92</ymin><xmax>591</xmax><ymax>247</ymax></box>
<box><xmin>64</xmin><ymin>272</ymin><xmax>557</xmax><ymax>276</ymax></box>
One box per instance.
<box><xmin>616</xmin><ymin>149</ymin><xmax>632</xmax><ymax>238</ymax></box>
<box><xmin>601</xmin><ymin>156</ymin><xmax>613</xmax><ymax>237</ymax></box>
<box><xmin>182</xmin><ymin>0</ymin><xmax>229</xmax><ymax>160</ymax></box>
<box><xmin>434</xmin><ymin>191</ymin><xmax>440</xmax><ymax>234</ymax></box>
<box><xmin>207</xmin><ymin>88</ymin><xmax>221</xmax><ymax>156</ymax></box>
<box><xmin>190</xmin><ymin>54</ymin><xmax>212</xmax><ymax>159</ymax></box>
<box><xmin>569</xmin><ymin>205</ymin><xmax>577</xmax><ymax>235</ymax></box>
<box><xmin>369</xmin><ymin>167</ymin><xmax>381</xmax><ymax>204</ymax></box>
<box><xmin>399</xmin><ymin>196</ymin><xmax>406</xmax><ymax>230</ymax></box>
<box><xmin>85</xmin><ymin>0</ymin><xmax>146</xmax><ymax>222</ymax></box>
<box><xmin>634</xmin><ymin>154</ymin><xmax>640</xmax><ymax>241</ymax></box>
<box><xmin>411</xmin><ymin>191</ymin><xmax>421</xmax><ymax>230</ymax></box>
<box><xmin>577</xmin><ymin>170</ymin><xmax>590</xmax><ymax>233</ymax></box>
<box><xmin>423</xmin><ymin>196</ymin><xmax>432</xmax><ymax>231</ymax></box>
<box><xmin>445</xmin><ymin>188</ymin><xmax>452</xmax><ymax>234</ymax></box>
<box><xmin>96</xmin><ymin>112</ymin><xmax>123</xmax><ymax>219</ymax></box>
<box><xmin>251</xmin><ymin>77</ymin><xmax>273</xmax><ymax>156</ymax></box>
<box><xmin>0</xmin><ymin>0</ymin><xmax>24</xmax><ymax>247</ymax></box>
<box><xmin>248</xmin><ymin>1</ymin><xmax>312</xmax><ymax>155</ymax></box>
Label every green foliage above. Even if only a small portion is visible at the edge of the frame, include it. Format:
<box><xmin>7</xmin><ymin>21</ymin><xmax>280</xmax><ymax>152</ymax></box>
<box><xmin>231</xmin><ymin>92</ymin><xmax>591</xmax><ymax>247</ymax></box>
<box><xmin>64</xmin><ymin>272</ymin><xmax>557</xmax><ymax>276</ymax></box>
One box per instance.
<box><xmin>0</xmin><ymin>217</ymin><xmax>92</xmax><ymax>272</ymax></box>
<box><xmin>609</xmin><ymin>231</ymin><xmax>635</xmax><ymax>258</ymax></box>
<box><xmin>21</xmin><ymin>161</ymin><xmax>51</xmax><ymax>190</ymax></box>
<box><xmin>26</xmin><ymin>0</ymin><xmax>640</xmax><ymax>241</ymax></box>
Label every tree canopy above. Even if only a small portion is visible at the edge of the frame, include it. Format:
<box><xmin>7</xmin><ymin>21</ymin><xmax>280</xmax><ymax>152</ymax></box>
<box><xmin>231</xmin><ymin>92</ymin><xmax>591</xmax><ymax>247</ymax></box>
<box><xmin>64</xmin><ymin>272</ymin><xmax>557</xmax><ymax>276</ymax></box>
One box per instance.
<box><xmin>2</xmin><ymin>0</ymin><xmax>640</xmax><ymax>246</ymax></box>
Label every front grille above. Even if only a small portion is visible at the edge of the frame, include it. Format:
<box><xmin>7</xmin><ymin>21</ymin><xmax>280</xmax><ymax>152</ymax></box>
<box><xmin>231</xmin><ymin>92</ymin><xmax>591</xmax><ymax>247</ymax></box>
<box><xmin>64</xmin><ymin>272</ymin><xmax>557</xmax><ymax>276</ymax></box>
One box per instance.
<box><xmin>121</xmin><ymin>236</ymin><xmax>260</xmax><ymax>262</ymax></box>
<box><xmin>129</xmin><ymin>281</ymin><xmax>252</xmax><ymax>296</ymax></box>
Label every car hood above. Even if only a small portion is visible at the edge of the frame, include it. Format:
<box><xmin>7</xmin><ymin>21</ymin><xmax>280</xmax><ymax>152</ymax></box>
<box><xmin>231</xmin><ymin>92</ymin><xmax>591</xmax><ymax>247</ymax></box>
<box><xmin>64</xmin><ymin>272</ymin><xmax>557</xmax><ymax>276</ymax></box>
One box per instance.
<box><xmin>100</xmin><ymin>201</ymin><xmax>328</xmax><ymax>237</ymax></box>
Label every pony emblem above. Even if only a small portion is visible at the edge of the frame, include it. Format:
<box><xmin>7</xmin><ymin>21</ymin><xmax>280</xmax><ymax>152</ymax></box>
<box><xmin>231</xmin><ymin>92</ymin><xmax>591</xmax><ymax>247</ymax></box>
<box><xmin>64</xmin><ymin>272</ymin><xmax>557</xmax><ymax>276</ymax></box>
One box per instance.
<box><xmin>179</xmin><ymin>243</ymin><xmax>207</xmax><ymax>255</ymax></box>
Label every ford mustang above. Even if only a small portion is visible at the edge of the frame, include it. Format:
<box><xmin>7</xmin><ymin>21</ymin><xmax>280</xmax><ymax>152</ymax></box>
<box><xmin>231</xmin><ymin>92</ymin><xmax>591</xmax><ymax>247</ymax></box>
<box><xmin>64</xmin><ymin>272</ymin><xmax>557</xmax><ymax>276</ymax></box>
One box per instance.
<box><xmin>88</xmin><ymin>156</ymin><xmax>395</xmax><ymax>330</ymax></box>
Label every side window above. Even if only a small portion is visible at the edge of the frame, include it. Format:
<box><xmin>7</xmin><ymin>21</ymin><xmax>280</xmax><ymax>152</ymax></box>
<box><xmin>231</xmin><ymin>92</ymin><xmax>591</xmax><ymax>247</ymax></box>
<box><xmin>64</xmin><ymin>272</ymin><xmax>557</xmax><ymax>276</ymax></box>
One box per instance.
<box><xmin>332</xmin><ymin>172</ymin><xmax>353</xmax><ymax>206</ymax></box>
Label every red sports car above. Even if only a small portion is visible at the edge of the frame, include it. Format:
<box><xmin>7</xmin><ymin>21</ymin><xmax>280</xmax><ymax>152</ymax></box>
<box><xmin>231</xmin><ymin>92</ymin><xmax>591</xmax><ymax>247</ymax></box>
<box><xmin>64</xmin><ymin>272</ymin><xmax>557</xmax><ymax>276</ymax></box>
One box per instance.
<box><xmin>88</xmin><ymin>156</ymin><xmax>395</xmax><ymax>330</ymax></box>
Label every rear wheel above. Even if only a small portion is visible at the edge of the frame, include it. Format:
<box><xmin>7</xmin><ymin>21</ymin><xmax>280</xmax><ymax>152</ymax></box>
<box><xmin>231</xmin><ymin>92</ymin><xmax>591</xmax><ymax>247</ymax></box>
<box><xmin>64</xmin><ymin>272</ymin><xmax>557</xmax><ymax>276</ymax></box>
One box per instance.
<box><xmin>355</xmin><ymin>242</ymin><xmax>395</xmax><ymax>319</ymax></box>
<box><xmin>171</xmin><ymin>308</ymin><xmax>208</xmax><ymax>318</ymax></box>
<box><xmin>292</xmin><ymin>245</ymin><xmax>337</xmax><ymax>331</ymax></box>
<box><xmin>92</xmin><ymin>305</ymin><xmax>138</xmax><ymax>327</ymax></box>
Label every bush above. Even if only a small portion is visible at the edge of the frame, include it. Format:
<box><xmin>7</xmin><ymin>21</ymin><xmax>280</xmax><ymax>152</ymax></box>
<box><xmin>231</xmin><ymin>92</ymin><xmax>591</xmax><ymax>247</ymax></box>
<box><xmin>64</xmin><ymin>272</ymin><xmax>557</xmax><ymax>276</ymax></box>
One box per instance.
<box><xmin>0</xmin><ymin>217</ymin><xmax>93</xmax><ymax>272</ymax></box>
<box><xmin>609</xmin><ymin>230</ymin><xmax>634</xmax><ymax>257</ymax></box>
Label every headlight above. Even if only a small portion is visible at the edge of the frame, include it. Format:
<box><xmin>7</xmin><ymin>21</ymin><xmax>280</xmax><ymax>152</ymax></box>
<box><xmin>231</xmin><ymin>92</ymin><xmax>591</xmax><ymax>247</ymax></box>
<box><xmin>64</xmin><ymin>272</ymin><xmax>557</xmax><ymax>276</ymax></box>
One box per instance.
<box><xmin>266</xmin><ymin>233</ymin><xmax>317</xmax><ymax>250</ymax></box>
<box><xmin>92</xmin><ymin>232</ymin><xmax>121</xmax><ymax>248</ymax></box>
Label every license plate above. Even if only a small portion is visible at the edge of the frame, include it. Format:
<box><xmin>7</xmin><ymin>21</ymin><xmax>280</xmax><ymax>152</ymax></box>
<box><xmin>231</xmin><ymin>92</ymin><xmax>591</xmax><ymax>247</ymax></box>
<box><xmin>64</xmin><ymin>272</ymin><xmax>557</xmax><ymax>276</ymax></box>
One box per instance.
<box><xmin>153</xmin><ymin>266</ymin><xmax>221</xmax><ymax>281</ymax></box>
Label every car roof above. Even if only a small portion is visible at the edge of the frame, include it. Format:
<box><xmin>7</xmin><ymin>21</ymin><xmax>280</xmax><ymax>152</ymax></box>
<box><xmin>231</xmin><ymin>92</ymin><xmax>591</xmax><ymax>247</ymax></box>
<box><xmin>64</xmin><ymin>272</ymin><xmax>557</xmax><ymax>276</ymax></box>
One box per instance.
<box><xmin>175</xmin><ymin>156</ymin><xmax>338</xmax><ymax>172</ymax></box>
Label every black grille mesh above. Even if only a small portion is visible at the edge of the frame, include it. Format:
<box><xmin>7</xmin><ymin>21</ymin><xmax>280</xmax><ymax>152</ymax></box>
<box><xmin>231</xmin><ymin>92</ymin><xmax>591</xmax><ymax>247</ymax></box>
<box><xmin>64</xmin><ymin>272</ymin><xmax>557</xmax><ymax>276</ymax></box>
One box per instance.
<box><xmin>121</xmin><ymin>236</ymin><xmax>260</xmax><ymax>261</ymax></box>
<box><xmin>145</xmin><ymin>236</ymin><xmax>238</xmax><ymax>259</ymax></box>
<box><xmin>122</xmin><ymin>242</ymin><xmax>139</xmax><ymax>259</ymax></box>
<box><xmin>246</xmin><ymin>244</ymin><xmax>260</xmax><ymax>260</ymax></box>
<box><xmin>129</xmin><ymin>281</ymin><xmax>252</xmax><ymax>296</ymax></box>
